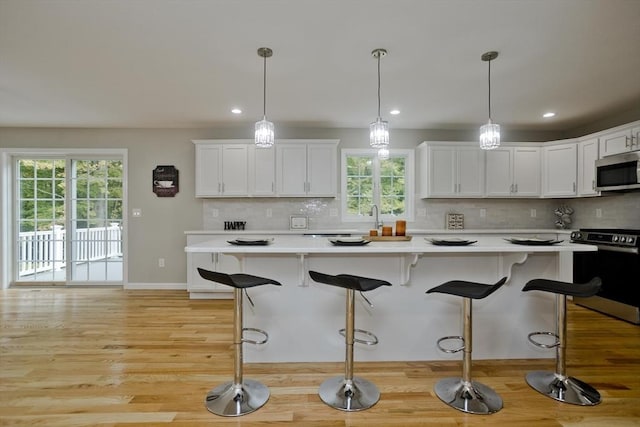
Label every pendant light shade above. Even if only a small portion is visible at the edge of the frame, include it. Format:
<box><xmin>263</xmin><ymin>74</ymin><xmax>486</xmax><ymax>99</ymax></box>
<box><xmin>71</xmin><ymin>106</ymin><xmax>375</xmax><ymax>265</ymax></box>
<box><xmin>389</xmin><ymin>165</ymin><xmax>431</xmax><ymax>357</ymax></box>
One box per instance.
<box><xmin>370</xmin><ymin>49</ymin><xmax>389</xmax><ymax>149</ymax></box>
<box><xmin>479</xmin><ymin>51</ymin><xmax>500</xmax><ymax>150</ymax></box>
<box><xmin>255</xmin><ymin>47</ymin><xmax>274</xmax><ymax>148</ymax></box>
<box><xmin>377</xmin><ymin>147</ymin><xmax>390</xmax><ymax>160</ymax></box>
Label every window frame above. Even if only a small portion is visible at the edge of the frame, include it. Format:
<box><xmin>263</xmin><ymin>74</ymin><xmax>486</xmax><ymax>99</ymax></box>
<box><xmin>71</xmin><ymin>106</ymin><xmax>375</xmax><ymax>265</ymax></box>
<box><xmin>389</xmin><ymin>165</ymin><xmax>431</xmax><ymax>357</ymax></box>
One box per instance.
<box><xmin>340</xmin><ymin>148</ymin><xmax>414</xmax><ymax>223</ymax></box>
<box><xmin>0</xmin><ymin>148</ymin><xmax>128</xmax><ymax>288</ymax></box>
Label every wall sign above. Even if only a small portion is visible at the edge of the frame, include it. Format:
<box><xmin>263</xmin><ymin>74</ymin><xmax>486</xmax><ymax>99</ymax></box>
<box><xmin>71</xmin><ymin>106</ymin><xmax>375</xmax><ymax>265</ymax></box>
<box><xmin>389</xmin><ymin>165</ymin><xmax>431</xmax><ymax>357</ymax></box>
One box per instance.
<box><xmin>153</xmin><ymin>165</ymin><xmax>179</xmax><ymax>197</ymax></box>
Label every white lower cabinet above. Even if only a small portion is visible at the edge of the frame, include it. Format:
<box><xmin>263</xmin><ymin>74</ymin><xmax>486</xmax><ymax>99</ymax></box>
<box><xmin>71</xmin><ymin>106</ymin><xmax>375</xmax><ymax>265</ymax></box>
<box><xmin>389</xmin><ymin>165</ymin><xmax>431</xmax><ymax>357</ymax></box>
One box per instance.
<box><xmin>186</xmin><ymin>235</ymin><xmax>238</xmax><ymax>298</ymax></box>
<box><xmin>542</xmin><ymin>141</ymin><xmax>577</xmax><ymax>197</ymax></box>
<box><xmin>578</xmin><ymin>137</ymin><xmax>599</xmax><ymax>197</ymax></box>
<box><xmin>485</xmin><ymin>147</ymin><xmax>541</xmax><ymax>197</ymax></box>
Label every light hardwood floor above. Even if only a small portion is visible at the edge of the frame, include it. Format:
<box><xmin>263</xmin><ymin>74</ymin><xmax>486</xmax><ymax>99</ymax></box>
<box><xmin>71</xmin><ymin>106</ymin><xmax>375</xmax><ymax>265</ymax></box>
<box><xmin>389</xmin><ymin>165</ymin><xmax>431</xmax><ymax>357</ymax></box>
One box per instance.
<box><xmin>1</xmin><ymin>288</ymin><xmax>639</xmax><ymax>426</ymax></box>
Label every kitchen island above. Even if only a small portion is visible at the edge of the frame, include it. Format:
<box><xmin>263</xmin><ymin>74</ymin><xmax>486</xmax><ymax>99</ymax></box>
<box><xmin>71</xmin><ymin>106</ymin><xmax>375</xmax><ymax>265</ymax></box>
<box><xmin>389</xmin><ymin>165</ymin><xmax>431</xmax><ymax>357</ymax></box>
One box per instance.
<box><xmin>185</xmin><ymin>235</ymin><xmax>596</xmax><ymax>363</ymax></box>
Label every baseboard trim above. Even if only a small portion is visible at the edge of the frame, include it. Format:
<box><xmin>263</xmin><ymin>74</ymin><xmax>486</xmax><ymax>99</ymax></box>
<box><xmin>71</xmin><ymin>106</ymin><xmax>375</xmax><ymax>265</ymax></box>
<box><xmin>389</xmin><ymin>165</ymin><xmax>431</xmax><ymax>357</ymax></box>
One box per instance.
<box><xmin>125</xmin><ymin>282</ymin><xmax>187</xmax><ymax>290</ymax></box>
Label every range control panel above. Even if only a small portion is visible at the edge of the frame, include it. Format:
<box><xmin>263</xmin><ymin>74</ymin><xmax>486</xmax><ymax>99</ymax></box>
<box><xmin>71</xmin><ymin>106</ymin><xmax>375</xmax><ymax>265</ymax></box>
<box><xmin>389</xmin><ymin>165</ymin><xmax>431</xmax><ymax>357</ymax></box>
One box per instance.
<box><xmin>571</xmin><ymin>231</ymin><xmax>638</xmax><ymax>247</ymax></box>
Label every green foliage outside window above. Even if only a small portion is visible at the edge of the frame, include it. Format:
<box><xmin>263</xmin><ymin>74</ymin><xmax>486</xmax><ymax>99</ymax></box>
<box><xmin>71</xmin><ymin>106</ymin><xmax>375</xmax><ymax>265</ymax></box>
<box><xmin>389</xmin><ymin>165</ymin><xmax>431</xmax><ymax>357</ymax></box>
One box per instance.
<box><xmin>345</xmin><ymin>153</ymin><xmax>406</xmax><ymax>218</ymax></box>
<box><xmin>17</xmin><ymin>159</ymin><xmax>123</xmax><ymax>232</ymax></box>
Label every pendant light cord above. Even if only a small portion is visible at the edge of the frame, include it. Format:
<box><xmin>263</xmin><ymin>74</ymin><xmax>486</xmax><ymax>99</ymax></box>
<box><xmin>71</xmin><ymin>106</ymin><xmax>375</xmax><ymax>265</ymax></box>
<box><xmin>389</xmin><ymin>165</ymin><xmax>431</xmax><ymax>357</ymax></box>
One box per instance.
<box><xmin>377</xmin><ymin>53</ymin><xmax>382</xmax><ymax>119</ymax></box>
<box><xmin>263</xmin><ymin>54</ymin><xmax>267</xmax><ymax>118</ymax></box>
<box><xmin>487</xmin><ymin>59</ymin><xmax>492</xmax><ymax>121</ymax></box>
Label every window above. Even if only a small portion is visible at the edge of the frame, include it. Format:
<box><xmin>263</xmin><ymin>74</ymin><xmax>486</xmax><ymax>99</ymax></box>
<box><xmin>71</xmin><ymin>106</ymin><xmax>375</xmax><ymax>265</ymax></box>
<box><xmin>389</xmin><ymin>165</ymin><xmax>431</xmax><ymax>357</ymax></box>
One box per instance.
<box><xmin>341</xmin><ymin>149</ymin><xmax>414</xmax><ymax>222</ymax></box>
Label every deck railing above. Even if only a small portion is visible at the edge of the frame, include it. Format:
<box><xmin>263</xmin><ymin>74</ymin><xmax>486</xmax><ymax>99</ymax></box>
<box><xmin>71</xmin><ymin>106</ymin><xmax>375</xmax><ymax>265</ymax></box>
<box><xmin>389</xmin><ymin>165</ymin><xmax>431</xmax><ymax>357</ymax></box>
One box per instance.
<box><xmin>18</xmin><ymin>224</ymin><xmax>122</xmax><ymax>277</ymax></box>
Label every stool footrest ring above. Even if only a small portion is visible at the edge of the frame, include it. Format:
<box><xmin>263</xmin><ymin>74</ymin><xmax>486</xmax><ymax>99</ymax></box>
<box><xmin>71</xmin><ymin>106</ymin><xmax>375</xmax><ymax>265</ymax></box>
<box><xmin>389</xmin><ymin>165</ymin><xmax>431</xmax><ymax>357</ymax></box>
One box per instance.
<box><xmin>242</xmin><ymin>327</ymin><xmax>269</xmax><ymax>345</ymax></box>
<box><xmin>339</xmin><ymin>328</ymin><xmax>378</xmax><ymax>346</ymax></box>
<box><xmin>527</xmin><ymin>331</ymin><xmax>559</xmax><ymax>349</ymax></box>
<box><xmin>436</xmin><ymin>335</ymin><xmax>465</xmax><ymax>354</ymax></box>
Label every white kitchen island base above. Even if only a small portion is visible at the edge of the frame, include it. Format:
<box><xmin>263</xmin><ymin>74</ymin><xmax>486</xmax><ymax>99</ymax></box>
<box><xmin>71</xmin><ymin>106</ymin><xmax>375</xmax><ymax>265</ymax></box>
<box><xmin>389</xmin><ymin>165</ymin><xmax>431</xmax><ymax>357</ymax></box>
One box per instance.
<box><xmin>185</xmin><ymin>236</ymin><xmax>595</xmax><ymax>363</ymax></box>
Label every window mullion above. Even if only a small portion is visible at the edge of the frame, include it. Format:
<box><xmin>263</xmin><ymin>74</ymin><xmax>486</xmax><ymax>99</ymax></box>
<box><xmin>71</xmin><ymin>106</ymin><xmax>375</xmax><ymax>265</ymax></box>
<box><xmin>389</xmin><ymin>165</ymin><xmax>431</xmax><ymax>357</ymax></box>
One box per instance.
<box><xmin>372</xmin><ymin>156</ymin><xmax>381</xmax><ymax>206</ymax></box>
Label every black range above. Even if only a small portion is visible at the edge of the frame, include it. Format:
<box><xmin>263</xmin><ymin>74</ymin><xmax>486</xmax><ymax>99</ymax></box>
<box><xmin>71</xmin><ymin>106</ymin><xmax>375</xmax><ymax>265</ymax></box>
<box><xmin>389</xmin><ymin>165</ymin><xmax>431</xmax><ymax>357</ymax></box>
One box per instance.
<box><xmin>571</xmin><ymin>228</ymin><xmax>640</xmax><ymax>324</ymax></box>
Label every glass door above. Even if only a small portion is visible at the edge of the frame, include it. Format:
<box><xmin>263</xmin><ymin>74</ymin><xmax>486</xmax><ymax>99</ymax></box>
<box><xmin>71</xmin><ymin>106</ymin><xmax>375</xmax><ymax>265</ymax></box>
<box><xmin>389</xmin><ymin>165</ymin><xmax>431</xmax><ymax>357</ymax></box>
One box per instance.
<box><xmin>15</xmin><ymin>157</ymin><xmax>124</xmax><ymax>284</ymax></box>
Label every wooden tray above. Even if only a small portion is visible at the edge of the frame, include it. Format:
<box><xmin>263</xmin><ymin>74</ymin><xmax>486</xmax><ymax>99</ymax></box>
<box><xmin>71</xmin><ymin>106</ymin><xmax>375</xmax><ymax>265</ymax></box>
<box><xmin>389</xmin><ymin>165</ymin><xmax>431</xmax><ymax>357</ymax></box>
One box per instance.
<box><xmin>362</xmin><ymin>235</ymin><xmax>412</xmax><ymax>241</ymax></box>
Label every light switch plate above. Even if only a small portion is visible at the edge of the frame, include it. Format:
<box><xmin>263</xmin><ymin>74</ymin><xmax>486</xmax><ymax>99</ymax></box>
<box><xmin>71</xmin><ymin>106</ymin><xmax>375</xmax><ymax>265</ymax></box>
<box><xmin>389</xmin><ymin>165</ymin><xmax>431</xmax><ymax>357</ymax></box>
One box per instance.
<box><xmin>290</xmin><ymin>215</ymin><xmax>308</xmax><ymax>230</ymax></box>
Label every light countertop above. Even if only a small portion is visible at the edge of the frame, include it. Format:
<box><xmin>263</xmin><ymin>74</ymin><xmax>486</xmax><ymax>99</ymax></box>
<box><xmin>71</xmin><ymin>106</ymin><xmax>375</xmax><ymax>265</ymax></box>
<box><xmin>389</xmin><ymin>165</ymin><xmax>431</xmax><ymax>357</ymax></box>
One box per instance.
<box><xmin>185</xmin><ymin>228</ymin><xmax>574</xmax><ymax>236</ymax></box>
<box><xmin>185</xmin><ymin>234</ymin><xmax>593</xmax><ymax>254</ymax></box>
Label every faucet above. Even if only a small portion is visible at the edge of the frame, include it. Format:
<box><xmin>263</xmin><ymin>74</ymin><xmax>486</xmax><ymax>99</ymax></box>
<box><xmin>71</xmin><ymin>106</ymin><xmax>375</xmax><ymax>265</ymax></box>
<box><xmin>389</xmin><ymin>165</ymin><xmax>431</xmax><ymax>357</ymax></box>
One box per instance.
<box><xmin>371</xmin><ymin>204</ymin><xmax>382</xmax><ymax>229</ymax></box>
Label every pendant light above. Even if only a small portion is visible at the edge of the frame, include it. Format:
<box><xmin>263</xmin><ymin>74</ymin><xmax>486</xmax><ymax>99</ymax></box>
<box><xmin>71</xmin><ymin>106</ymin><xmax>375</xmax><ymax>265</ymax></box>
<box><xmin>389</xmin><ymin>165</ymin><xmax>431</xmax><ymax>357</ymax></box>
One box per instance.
<box><xmin>255</xmin><ymin>47</ymin><xmax>274</xmax><ymax>148</ymax></box>
<box><xmin>479</xmin><ymin>51</ymin><xmax>500</xmax><ymax>150</ymax></box>
<box><xmin>370</xmin><ymin>48</ymin><xmax>389</xmax><ymax>149</ymax></box>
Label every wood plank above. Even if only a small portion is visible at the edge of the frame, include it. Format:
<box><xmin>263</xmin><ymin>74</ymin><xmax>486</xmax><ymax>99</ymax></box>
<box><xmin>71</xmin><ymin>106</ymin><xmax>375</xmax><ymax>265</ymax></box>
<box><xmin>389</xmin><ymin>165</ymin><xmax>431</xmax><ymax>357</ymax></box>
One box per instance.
<box><xmin>1</xmin><ymin>288</ymin><xmax>639</xmax><ymax>426</ymax></box>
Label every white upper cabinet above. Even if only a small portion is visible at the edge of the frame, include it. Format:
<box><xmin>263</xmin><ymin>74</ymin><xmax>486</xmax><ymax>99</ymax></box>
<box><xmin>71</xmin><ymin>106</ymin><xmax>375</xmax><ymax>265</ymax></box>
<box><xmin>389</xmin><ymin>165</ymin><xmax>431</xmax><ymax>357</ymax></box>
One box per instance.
<box><xmin>249</xmin><ymin>145</ymin><xmax>276</xmax><ymax>196</ymax></box>
<box><xmin>276</xmin><ymin>140</ymin><xmax>338</xmax><ymax>197</ymax></box>
<box><xmin>418</xmin><ymin>143</ymin><xmax>484</xmax><ymax>198</ymax></box>
<box><xmin>542</xmin><ymin>141</ymin><xmax>577</xmax><ymax>197</ymax></box>
<box><xmin>193</xmin><ymin>141</ymin><xmax>249</xmax><ymax>197</ymax></box>
<box><xmin>578</xmin><ymin>137</ymin><xmax>600</xmax><ymax>197</ymax></box>
<box><xmin>599</xmin><ymin>124</ymin><xmax>640</xmax><ymax>157</ymax></box>
<box><xmin>485</xmin><ymin>146</ymin><xmax>541</xmax><ymax>197</ymax></box>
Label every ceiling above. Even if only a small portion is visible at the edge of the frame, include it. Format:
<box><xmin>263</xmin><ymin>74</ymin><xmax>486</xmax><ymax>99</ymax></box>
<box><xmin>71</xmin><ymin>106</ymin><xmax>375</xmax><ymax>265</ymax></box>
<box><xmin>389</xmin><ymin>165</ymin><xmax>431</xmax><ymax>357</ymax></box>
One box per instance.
<box><xmin>1</xmin><ymin>0</ymin><xmax>640</xmax><ymax>133</ymax></box>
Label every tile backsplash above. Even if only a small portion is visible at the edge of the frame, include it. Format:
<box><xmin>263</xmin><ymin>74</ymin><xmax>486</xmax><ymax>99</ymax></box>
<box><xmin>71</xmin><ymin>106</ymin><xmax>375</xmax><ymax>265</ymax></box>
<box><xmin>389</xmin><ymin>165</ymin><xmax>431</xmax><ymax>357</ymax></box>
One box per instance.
<box><xmin>202</xmin><ymin>191</ymin><xmax>640</xmax><ymax>231</ymax></box>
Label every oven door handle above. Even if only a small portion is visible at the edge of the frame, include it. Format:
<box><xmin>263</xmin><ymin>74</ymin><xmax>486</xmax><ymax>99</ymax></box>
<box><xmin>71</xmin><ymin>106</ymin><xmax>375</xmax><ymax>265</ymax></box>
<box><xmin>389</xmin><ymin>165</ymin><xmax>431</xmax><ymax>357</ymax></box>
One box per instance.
<box><xmin>595</xmin><ymin>244</ymin><xmax>639</xmax><ymax>255</ymax></box>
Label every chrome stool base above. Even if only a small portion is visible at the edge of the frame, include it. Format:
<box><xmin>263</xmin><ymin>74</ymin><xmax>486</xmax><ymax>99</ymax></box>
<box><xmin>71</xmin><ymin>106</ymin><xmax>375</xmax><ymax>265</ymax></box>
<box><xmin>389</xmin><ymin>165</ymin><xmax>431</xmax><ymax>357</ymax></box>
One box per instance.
<box><xmin>434</xmin><ymin>377</ymin><xmax>503</xmax><ymax>414</ymax></box>
<box><xmin>526</xmin><ymin>371</ymin><xmax>601</xmax><ymax>406</ymax></box>
<box><xmin>205</xmin><ymin>379</ymin><xmax>270</xmax><ymax>417</ymax></box>
<box><xmin>319</xmin><ymin>376</ymin><xmax>380</xmax><ymax>411</ymax></box>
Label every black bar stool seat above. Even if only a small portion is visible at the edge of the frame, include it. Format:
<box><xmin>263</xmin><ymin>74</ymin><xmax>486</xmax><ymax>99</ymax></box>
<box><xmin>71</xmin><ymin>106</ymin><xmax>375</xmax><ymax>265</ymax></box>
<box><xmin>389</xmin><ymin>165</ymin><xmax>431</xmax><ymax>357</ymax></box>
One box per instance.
<box><xmin>426</xmin><ymin>277</ymin><xmax>507</xmax><ymax>415</ymax></box>
<box><xmin>309</xmin><ymin>270</ymin><xmax>391</xmax><ymax>411</ymax></box>
<box><xmin>197</xmin><ymin>268</ymin><xmax>281</xmax><ymax>417</ymax></box>
<box><xmin>522</xmin><ymin>277</ymin><xmax>602</xmax><ymax>406</ymax></box>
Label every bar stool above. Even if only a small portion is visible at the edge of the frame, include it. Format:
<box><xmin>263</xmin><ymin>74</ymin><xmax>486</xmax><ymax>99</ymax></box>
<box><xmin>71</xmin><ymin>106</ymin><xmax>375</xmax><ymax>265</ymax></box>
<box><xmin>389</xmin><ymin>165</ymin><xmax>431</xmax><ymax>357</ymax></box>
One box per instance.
<box><xmin>522</xmin><ymin>277</ymin><xmax>602</xmax><ymax>406</ymax></box>
<box><xmin>426</xmin><ymin>276</ymin><xmax>508</xmax><ymax>414</ymax></box>
<box><xmin>308</xmin><ymin>270</ymin><xmax>392</xmax><ymax>411</ymax></box>
<box><xmin>197</xmin><ymin>268</ymin><xmax>282</xmax><ymax>417</ymax></box>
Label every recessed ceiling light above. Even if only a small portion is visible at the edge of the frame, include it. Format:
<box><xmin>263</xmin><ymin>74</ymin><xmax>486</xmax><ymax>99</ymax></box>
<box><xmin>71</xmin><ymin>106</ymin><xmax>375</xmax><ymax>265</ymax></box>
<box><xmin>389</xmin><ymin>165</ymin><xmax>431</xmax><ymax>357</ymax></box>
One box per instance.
<box><xmin>543</xmin><ymin>112</ymin><xmax>556</xmax><ymax>118</ymax></box>
<box><xmin>390</xmin><ymin>109</ymin><xmax>400</xmax><ymax>115</ymax></box>
<box><xmin>231</xmin><ymin>108</ymin><xmax>242</xmax><ymax>114</ymax></box>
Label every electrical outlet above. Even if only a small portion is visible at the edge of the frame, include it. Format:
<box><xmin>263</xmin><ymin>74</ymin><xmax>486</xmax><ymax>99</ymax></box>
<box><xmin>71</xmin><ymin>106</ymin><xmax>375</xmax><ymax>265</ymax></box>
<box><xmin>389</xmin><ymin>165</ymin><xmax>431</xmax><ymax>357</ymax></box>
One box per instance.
<box><xmin>530</xmin><ymin>209</ymin><xmax>537</xmax><ymax>218</ymax></box>
<box><xmin>211</xmin><ymin>208</ymin><xmax>219</xmax><ymax>218</ymax></box>
<box><xmin>132</xmin><ymin>208</ymin><xmax>142</xmax><ymax>217</ymax></box>
<box><xmin>266</xmin><ymin>208</ymin><xmax>272</xmax><ymax>218</ymax></box>
<box><xmin>158</xmin><ymin>258</ymin><xmax>165</xmax><ymax>268</ymax></box>
<box><xmin>595</xmin><ymin>208</ymin><xmax>602</xmax><ymax>218</ymax></box>
<box><xmin>480</xmin><ymin>208</ymin><xmax>486</xmax><ymax>218</ymax></box>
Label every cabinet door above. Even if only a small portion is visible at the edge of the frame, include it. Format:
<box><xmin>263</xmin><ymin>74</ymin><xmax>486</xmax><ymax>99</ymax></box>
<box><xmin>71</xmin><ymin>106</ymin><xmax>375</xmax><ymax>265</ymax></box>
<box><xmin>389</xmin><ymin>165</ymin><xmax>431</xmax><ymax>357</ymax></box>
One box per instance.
<box><xmin>428</xmin><ymin>146</ymin><xmax>457</xmax><ymax>196</ymax></box>
<box><xmin>543</xmin><ymin>143</ymin><xmax>577</xmax><ymax>197</ymax></box>
<box><xmin>578</xmin><ymin>138</ymin><xmax>599</xmax><ymax>196</ymax></box>
<box><xmin>195</xmin><ymin>144</ymin><xmax>222</xmax><ymax>197</ymax></box>
<box><xmin>186</xmin><ymin>252</ymin><xmax>239</xmax><ymax>294</ymax></box>
<box><xmin>251</xmin><ymin>146</ymin><xmax>276</xmax><ymax>196</ymax></box>
<box><xmin>633</xmin><ymin>126</ymin><xmax>640</xmax><ymax>151</ymax></box>
<box><xmin>485</xmin><ymin>148</ymin><xmax>513</xmax><ymax>196</ymax></box>
<box><xmin>599</xmin><ymin>128</ymin><xmax>633</xmax><ymax>157</ymax></box>
<box><xmin>513</xmin><ymin>147</ymin><xmax>541</xmax><ymax>197</ymax></box>
<box><xmin>221</xmin><ymin>145</ymin><xmax>248</xmax><ymax>195</ymax></box>
<box><xmin>457</xmin><ymin>147</ymin><xmax>485</xmax><ymax>196</ymax></box>
<box><xmin>307</xmin><ymin>144</ymin><xmax>336</xmax><ymax>196</ymax></box>
<box><xmin>277</xmin><ymin>144</ymin><xmax>307</xmax><ymax>196</ymax></box>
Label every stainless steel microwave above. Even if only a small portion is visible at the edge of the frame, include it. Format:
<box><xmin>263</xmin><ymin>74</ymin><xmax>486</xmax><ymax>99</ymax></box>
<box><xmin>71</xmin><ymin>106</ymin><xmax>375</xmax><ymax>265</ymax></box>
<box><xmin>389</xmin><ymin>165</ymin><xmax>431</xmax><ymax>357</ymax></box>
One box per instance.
<box><xmin>595</xmin><ymin>151</ymin><xmax>640</xmax><ymax>192</ymax></box>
